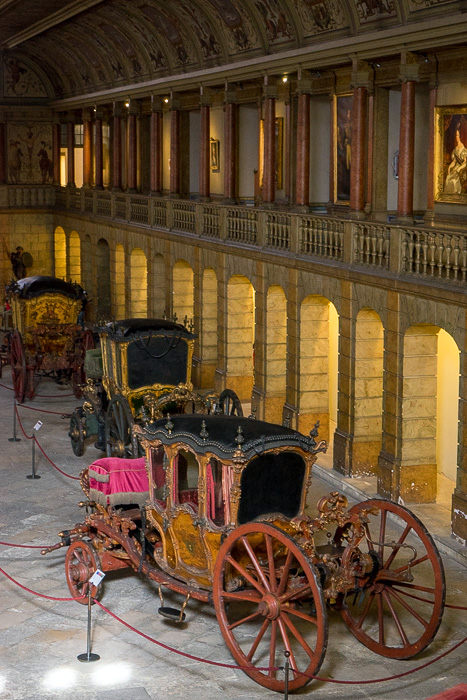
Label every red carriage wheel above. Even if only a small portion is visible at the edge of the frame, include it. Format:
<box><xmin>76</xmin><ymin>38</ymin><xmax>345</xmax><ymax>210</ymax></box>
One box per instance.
<box><xmin>213</xmin><ymin>522</ymin><xmax>327</xmax><ymax>692</ymax></box>
<box><xmin>10</xmin><ymin>330</ymin><xmax>26</xmax><ymax>403</ymax></box>
<box><xmin>65</xmin><ymin>540</ymin><xmax>101</xmax><ymax>604</ymax></box>
<box><xmin>340</xmin><ymin>499</ymin><xmax>445</xmax><ymax>659</ymax></box>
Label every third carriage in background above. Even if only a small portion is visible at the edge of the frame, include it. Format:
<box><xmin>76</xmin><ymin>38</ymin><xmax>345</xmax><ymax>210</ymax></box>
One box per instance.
<box><xmin>7</xmin><ymin>276</ymin><xmax>93</xmax><ymax>402</ymax></box>
<box><xmin>69</xmin><ymin>317</ymin><xmax>242</xmax><ymax>457</ymax></box>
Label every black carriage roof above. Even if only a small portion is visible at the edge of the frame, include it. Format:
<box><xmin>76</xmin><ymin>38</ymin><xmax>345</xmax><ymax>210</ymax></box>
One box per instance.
<box><xmin>138</xmin><ymin>414</ymin><xmax>324</xmax><ymax>460</ymax></box>
<box><xmin>100</xmin><ymin>318</ymin><xmax>195</xmax><ymax>340</ymax></box>
<box><xmin>7</xmin><ymin>276</ymin><xmax>85</xmax><ymax>300</ymax></box>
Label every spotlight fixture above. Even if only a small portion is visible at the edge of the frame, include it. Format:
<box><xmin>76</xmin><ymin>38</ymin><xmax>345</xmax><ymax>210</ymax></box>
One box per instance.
<box><xmin>125</xmin><ymin>101</ymin><xmax>130</xmax><ymax>107</ymax></box>
<box><xmin>282</xmin><ymin>75</ymin><xmax>288</xmax><ymax>83</ymax></box>
<box><xmin>164</xmin><ymin>97</ymin><xmax>169</xmax><ymax>103</ymax></box>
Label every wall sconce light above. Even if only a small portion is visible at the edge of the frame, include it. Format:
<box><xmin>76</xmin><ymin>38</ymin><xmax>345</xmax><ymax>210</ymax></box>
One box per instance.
<box><xmin>282</xmin><ymin>75</ymin><xmax>288</xmax><ymax>83</ymax></box>
<box><xmin>164</xmin><ymin>97</ymin><xmax>169</xmax><ymax>103</ymax></box>
<box><xmin>125</xmin><ymin>101</ymin><xmax>130</xmax><ymax>107</ymax></box>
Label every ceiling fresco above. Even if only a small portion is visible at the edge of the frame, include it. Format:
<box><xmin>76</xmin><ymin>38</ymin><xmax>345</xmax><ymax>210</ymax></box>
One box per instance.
<box><xmin>0</xmin><ymin>0</ymin><xmax>462</xmax><ymax>100</ymax></box>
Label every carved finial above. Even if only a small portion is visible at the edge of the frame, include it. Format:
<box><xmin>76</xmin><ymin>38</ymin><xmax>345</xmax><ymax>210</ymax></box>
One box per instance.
<box><xmin>309</xmin><ymin>420</ymin><xmax>320</xmax><ymax>447</ymax></box>
<box><xmin>165</xmin><ymin>414</ymin><xmax>174</xmax><ymax>434</ymax></box>
<box><xmin>200</xmin><ymin>420</ymin><xmax>208</xmax><ymax>440</ymax></box>
<box><xmin>235</xmin><ymin>425</ymin><xmax>244</xmax><ymax>449</ymax></box>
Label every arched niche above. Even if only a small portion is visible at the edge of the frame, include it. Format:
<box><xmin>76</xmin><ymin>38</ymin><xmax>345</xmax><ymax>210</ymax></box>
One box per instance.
<box><xmin>172</xmin><ymin>259</ymin><xmax>193</xmax><ymax>325</ymax></box>
<box><xmin>402</xmin><ymin>324</ymin><xmax>460</xmax><ymax>503</ymax></box>
<box><xmin>54</xmin><ymin>226</ymin><xmax>66</xmax><ymax>279</ymax></box>
<box><xmin>152</xmin><ymin>253</ymin><xmax>166</xmax><ymax>318</ymax></box>
<box><xmin>114</xmin><ymin>244</ymin><xmax>125</xmax><ymax>320</ymax></box>
<box><xmin>226</xmin><ymin>275</ymin><xmax>255</xmax><ymax>402</ymax></box>
<box><xmin>299</xmin><ymin>295</ymin><xmax>338</xmax><ymax>442</ymax></box>
<box><xmin>265</xmin><ymin>284</ymin><xmax>287</xmax><ymax>424</ymax></box>
<box><xmin>130</xmin><ymin>248</ymin><xmax>147</xmax><ymax>318</ymax></box>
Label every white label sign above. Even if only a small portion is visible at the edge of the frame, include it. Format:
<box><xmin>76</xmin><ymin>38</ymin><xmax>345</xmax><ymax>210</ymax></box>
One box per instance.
<box><xmin>33</xmin><ymin>420</ymin><xmax>43</xmax><ymax>431</ymax></box>
<box><xmin>89</xmin><ymin>569</ymin><xmax>105</xmax><ymax>587</ymax></box>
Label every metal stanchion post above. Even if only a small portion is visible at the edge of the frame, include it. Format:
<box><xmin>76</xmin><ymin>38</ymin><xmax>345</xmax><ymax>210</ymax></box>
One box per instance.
<box><xmin>26</xmin><ymin>435</ymin><xmax>40</xmax><ymax>480</ymax></box>
<box><xmin>78</xmin><ymin>570</ymin><xmax>104</xmax><ymax>662</ymax></box>
<box><xmin>27</xmin><ymin>421</ymin><xmax>42</xmax><ymax>480</ymax></box>
<box><xmin>77</xmin><ymin>587</ymin><xmax>100</xmax><ymax>662</ymax></box>
<box><xmin>283</xmin><ymin>650</ymin><xmax>290</xmax><ymax>700</ymax></box>
<box><xmin>8</xmin><ymin>400</ymin><xmax>21</xmax><ymax>442</ymax></box>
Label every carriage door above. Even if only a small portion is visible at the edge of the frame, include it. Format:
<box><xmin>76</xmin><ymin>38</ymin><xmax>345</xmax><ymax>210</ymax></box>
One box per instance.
<box><xmin>169</xmin><ymin>449</ymin><xmax>209</xmax><ymax>580</ymax></box>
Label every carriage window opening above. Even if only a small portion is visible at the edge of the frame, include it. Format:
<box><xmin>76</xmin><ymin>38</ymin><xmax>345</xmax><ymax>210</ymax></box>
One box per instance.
<box><xmin>150</xmin><ymin>446</ymin><xmax>167</xmax><ymax>508</ymax></box>
<box><xmin>237</xmin><ymin>452</ymin><xmax>306</xmax><ymax>525</ymax></box>
<box><xmin>175</xmin><ymin>449</ymin><xmax>199</xmax><ymax>512</ymax></box>
<box><xmin>206</xmin><ymin>458</ymin><xmax>225</xmax><ymax>527</ymax></box>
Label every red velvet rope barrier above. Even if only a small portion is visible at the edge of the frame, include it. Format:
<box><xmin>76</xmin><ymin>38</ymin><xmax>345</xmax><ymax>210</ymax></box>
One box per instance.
<box><xmin>0</xmin><ymin>565</ymin><xmax>85</xmax><ymax>602</ymax></box>
<box><xmin>0</xmin><ymin>382</ymin><xmax>74</xmax><ymax>397</ymax></box>
<box><xmin>16</xmin><ymin>403</ymin><xmax>70</xmax><ymax>417</ymax></box>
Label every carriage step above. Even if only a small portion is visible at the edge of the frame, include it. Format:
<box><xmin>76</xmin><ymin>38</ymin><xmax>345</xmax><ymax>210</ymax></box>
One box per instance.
<box><xmin>158</xmin><ymin>606</ymin><xmax>186</xmax><ymax>623</ymax></box>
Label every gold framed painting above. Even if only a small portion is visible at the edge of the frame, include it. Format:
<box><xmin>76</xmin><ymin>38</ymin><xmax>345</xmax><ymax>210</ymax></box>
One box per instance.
<box><xmin>258</xmin><ymin>117</ymin><xmax>283</xmax><ymax>189</ymax></box>
<box><xmin>435</xmin><ymin>105</ymin><xmax>467</xmax><ymax>203</ymax></box>
<box><xmin>210</xmin><ymin>138</ymin><xmax>220</xmax><ymax>171</ymax></box>
<box><xmin>334</xmin><ymin>94</ymin><xmax>353</xmax><ymax>204</ymax></box>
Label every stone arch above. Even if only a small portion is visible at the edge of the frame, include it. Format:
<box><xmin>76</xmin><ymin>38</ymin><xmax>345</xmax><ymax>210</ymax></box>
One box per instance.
<box><xmin>172</xmin><ymin>259</ymin><xmax>194</xmax><ymax>325</ymax></box>
<box><xmin>227</xmin><ymin>275</ymin><xmax>255</xmax><ymax>402</ymax></box>
<box><xmin>130</xmin><ymin>248</ymin><xmax>147</xmax><ymax>318</ymax></box>
<box><xmin>402</xmin><ymin>324</ymin><xmax>460</xmax><ymax>502</ymax></box>
<box><xmin>153</xmin><ymin>253</ymin><xmax>166</xmax><ymax>318</ymax></box>
<box><xmin>96</xmin><ymin>238</ymin><xmax>111</xmax><ymax>321</ymax></box>
<box><xmin>299</xmin><ymin>295</ymin><xmax>339</xmax><ymax>441</ymax></box>
<box><xmin>265</xmin><ymin>284</ymin><xmax>287</xmax><ymax>424</ymax></box>
<box><xmin>354</xmin><ymin>308</ymin><xmax>384</xmax><ymax>475</ymax></box>
<box><xmin>201</xmin><ymin>267</ymin><xmax>218</xmax><ymax>389</ymax></box>
<box><xmin>69</xmin><ymin>230</ymin><xmax>81</xmax><ymax>284</ymax></box>
<box><xmin>54</xmin><ymin>226</ymin><xmax>66</xmax><ymax>279</ymax></box>
<box><xmin>114</xmin><ymin>244</ymin><xmax>125</xmax><ymax>320</ymax></box>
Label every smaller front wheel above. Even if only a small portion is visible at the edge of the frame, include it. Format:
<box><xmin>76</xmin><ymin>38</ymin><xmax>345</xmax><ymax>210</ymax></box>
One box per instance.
<box><xmin>65</xmin><ymin>540</ymin><xmax>101</xmax><ymax>604</ymax></box>
<box><xmin>105</xmin><ymin>394</ymin><xmax>134</xmax><ymax>458</ymax></box>
<box><xmin>218</xmin><ymin>388</ymin><xmax>243</xmax><ymax>416</ymax></box>
<box><xmin>69</xmin><ymin>408</ymin><xmax>86</xmax><ymax>456</ymax></box>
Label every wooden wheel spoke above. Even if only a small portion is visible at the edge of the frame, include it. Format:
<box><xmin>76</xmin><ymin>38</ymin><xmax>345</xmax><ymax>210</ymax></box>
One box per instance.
<box><xmin>356</xmin><ymin>589</ymin><xmax>376</xmax><ymax>629</ymax></box>
<box><xmin>384</xmin><ymin>524</ymin><xmax>412</xmax><ymax>569</ymax></box>
<box><xmin>285</xmin><ymin>605</ymin><xmax>318</xmax><ymax>626</ymax></box>
<box><xmin>386</xmin><ymin>587</ymin><xmax>430</xmax><ymax>628</ymax></box>
<box><xmin>265</xmin><ymin>534</ymin><xmax>277</xmax><ymax>593</ymax></box>
<box><xmin>280</xmin><ymin>583</ymin><xmax>311</xmax><ymax>605</ymax></box>
<box><xmin>391</xmin><ymin>581</ymin><xmax>437</xmax><ymax>596</ymax></box>
<box><xmin>241</xmin><ymin>536</ymin><xmax>271</xmax><ymax>591</ymax></box>
<box><xmin>392</xmin><ymin>553</ymin><xmax>429</xmax><ymax>574</ymax></box>
<box><xmin>377</xmin><ymin>509</ymin><xmax>387</xmax><ymax>559</ymax></box>
<box><xmin>391</xmin><ymin>586</ymin><xmax>436</xmax><ymax>606</ymax></box>
<box><xmin>277</xmin><ymin>618</ymin><xmax>299</xmax><ymax>676</ymax></box>
<box><xmin>246</xmin><ymin>618</ymin><xmax>269</xmax><ymax>661</ymax></box>
<box><xmin>228</xmin><ymin>609</ymin><xmax>262</xmax><ymax>631</ymax></box>
<box><xmin>276</xmin><ymin>550</ymin><xmax>295</xmax><ymax>597</ymax></box>
<box><xmin>225</xmin><ymin>554</ymin><xmax>265</xmax><ymax>594</ymax></box>
<box><xmin>382</xmin><ymin>589</ymin><xmax>410</xmax><ymax>647</ymax></box>
<box><xmin>282</xmin><ymin>612</ymin><xmax>317</xmax><ymax>661</ymax></box>
<box><xmin>220</xmin><ymin>589</ymin><xmax>262</xmax><ymax>603</ymax></box>
<box><xmin>377</xmin><ymin>593</ymin><xmax>385</xmax><ymax>646</ymax></box>
<box><xmin>268</xmin><ymin>620</ymin><xmax>278</xmax><ymax>678</ymax></box>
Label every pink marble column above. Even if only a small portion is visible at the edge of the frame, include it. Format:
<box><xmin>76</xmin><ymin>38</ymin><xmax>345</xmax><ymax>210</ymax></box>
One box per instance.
<box><xmin>83</xmin><ymin>110</ymin><xmax>93</xmax><ymax>188</ymax></box>
<box><xmin>52</xmin><ymin>122</ymin><xmax>61</xmax><ymax>185</ymax></box>
<box><xmin>262</xmin><ymin>95</ymin><xmax>276</xmax><ymax>205</ymax></box>
<box><xmin>397</xmin><ymin>79</ymin><xmax>416</xmax><ymax>220</ymax></box>
<box><xmin>94</xmin><ymin>110</ymin><xmax>104</xmax><ymax>189</ymax></box>
<box><xmin>170</xmin><ymin>105</ymin><xmax>180</xmax><ymax>197</ymax></box>
<box><xmin>150</xmin><ymin>100</ymin><xmax>162</xmax><ymax>194</ymax></box>
<box><xmin>350</xmin><ymin>85</ymin><xmax>367</xmax><ymax>215</ymax></box>
<box><xmin>127</xmin><ymin>102</ymin><xmax>138</xmax><ymax>192</ymax></box>
<box><xmin>295</xmin><ymin>91</ymin><xmax>310</xmax><ymax>208</ymax></box>
<box><xmin>224</xmin><ymin>99</ymin><xmax>238</xmax><ymax>203</ymax></box>
<box><xmin>112</xmin><ymin>103</ymin><xmax>122</xmax><ymax>191</ymax></box>
<box><xmin>199</xmin><ymin>103</ymin><xmax>210</xmax><ymax>201</ymax></box>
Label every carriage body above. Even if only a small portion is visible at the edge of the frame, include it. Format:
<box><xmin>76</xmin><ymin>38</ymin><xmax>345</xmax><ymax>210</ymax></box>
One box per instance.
<box><xmin>7</xmin><ymin>276</ymin><xmax>92</xmax><ymax>401</ymax></box>
<box><xmin>52</xmin><ymin>411</ymin><xmax>445</xmax><ymax>692</ymax></box>
<box><xmin>70</xmin><ymin>318</ymin><xmax>198</xmax><ymax>457</ymax></box>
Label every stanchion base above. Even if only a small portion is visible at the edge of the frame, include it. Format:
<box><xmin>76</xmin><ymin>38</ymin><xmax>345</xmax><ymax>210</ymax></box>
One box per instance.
<box><xmin>77</xmin><ymin>653</ymin><xmax>100</xmax><ymax>662</ymax></box>
<box><xmin>26</xmin><ymin>474</ymin><xmax>41</xmax><ymax>480</ymax></box>
<box><xmin>8</xmin><ymin>437</ymin><xmax>21</xmax><ymax>442</ymax></box>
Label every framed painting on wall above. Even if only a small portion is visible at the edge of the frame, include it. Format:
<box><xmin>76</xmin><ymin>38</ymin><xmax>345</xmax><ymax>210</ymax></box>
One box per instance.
<box><xmin>258</xmin><ymin>117</ymin><xmax>283</xmax><ymax>189</ymax></box>
<box><xmin>334</xmin><ymin>94</ymin><xmax>353</xmax><ymax>204</ymax></box>
<box><xmin>210</xmin><ymin>138</ymin><xmax>220</xmax><ymax>171</ymax></box>
<box><xmin>435</xmin><ymin>105</ymin><xmax>467</xmax><ymax>203</ymax></box>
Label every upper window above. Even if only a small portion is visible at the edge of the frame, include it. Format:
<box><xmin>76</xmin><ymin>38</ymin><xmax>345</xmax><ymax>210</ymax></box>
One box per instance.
<box><xmin>175</xmin><ymin>449</ymin><xmax>199</xmax><ymax>512</ymax></box>
<box><xmin>150</xmin><ymin>445</ymin><xmax>167</xmax><ymax>509</ymax></box>
<box><xmin>206</xmin><ymin>457</ymin><xmax>226</xmax><ymax>527</ymax></box>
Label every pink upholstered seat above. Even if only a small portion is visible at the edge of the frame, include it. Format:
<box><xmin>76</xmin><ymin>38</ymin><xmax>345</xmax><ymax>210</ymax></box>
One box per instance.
<box><xmin>88</xmin><ymin>457</ymin><xmax>149</xmax><ymax>507</ymax></box>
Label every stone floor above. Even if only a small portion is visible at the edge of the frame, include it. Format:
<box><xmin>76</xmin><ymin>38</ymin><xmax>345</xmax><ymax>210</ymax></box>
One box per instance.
<box><xmin>0</xmin><ymin>373</ymin><xmax>466</xmax><ymax>700</ymax></box>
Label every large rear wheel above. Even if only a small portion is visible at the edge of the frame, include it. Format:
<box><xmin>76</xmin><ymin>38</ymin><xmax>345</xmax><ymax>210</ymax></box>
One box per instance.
<box><xmin>213</xmin><ymin>522</ymin><xmax>327</xmax><ymax>692</ymax></box>
<box><xmin>10</xmin><ymin>330</ymin><xmax>26</xmax><ymax>403</ymax></box>
<box><xmin>105</xmin><ymin>394</ymin><xmax>134</xmax><ymax>458</ymax></box>
<box><xmin>340</xmin><ymin>499</ymin><xmax>445</xmax><ymax>659</ymax></box>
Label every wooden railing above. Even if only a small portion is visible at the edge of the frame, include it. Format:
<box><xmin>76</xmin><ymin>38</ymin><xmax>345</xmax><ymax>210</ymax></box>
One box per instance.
<box><xmin>2</xmin><ymin>184</ymin><xmax>467</xmax><ymax>289</ymax></box>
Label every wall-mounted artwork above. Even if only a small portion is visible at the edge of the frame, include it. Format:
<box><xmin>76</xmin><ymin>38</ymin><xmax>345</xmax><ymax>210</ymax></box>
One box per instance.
<box><xmin>334</xmin><ymin>94</ymin><xmax>353</xmax><ymax>204</ymax></box>
<box><xmin>435</xmin><ymin>105</ymin><xmax>467</xmax><ymax>203</ymax></box>
<box><xmin>210</xmin><ymin>138</ymin><xmax>220</xmax><ymax>171</ymax></box>
<box><xmin>258</xmin><ymin>117</ymin><xmax>283</xmax><ymax>189</ymax></box>
<box><xmin>7</xmin><ymin>122</ymin><xmax>53</xmax><ymax>184</ymax></box>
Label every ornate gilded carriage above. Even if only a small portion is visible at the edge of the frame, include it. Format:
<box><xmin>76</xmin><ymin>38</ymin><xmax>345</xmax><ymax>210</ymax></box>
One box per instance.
<box><xmin>69</xmin><ymin>318</ymin><xmax>242</xmax><ymax>457</ymax></box>
<box><xmin>7</xmin><ymin>276</ymin><xmax>93</xmax><ymax>401</ymax></box>
<box><xmin>46</xmin><ymin>414</ymin><xmax>445</xmax><ymax>693</ymax></box>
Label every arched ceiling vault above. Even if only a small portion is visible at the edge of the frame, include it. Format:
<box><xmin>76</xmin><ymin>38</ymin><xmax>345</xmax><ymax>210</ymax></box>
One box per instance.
<box><xmin>1</xmin><ymin>0</ymin><xmax>467</xmax><ymax>104</ymax></box>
